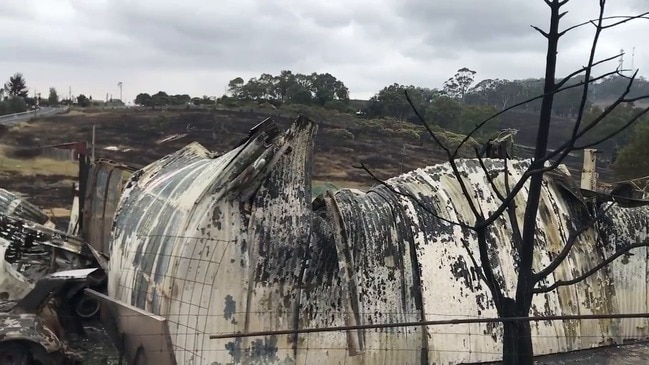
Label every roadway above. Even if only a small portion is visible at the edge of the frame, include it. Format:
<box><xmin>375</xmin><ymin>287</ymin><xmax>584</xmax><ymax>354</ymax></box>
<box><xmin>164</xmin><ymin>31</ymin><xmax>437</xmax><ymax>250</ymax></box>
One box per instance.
<box><xmin>0</xmin><ymin>106</ymin><xmax>68</xmax><ymax>126</ymax></box>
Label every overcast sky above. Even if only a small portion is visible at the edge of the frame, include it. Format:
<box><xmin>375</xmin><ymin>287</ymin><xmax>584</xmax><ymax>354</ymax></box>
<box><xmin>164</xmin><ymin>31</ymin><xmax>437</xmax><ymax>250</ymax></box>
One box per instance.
<box><xmin>1</xmin><ymin>0</ymin><xmax>648</xmax><ymax>103</ymax></box>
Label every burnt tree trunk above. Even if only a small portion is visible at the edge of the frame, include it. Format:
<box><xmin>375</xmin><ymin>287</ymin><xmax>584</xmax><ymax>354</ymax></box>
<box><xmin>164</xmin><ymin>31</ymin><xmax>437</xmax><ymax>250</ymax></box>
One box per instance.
<box><xmin>500</xmin><ymin>298</ymin><xmax>534</xmax><ymax>365</ymax></box>
<box><xmin>502</xmin><ymin>320</ymin><xmax>533</xmax><ymax>364</ymax></box>
<box><xmin>504</xmin><ymin>2</ymin><xmax>562</xmax><ymax>364</ymax></box>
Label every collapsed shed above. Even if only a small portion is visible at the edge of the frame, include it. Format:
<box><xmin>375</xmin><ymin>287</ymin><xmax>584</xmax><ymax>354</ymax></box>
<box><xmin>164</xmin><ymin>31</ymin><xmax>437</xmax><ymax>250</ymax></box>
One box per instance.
<box><xmin>104</xmin><ymin>116</ymin><xmax>649</xmax><ymax>364</ymax></box>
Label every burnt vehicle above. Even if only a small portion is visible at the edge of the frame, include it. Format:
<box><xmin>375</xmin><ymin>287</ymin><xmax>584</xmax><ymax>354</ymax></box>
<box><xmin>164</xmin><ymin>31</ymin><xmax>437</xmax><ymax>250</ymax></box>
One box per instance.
<box><xmin>0</xmin><ymin>267</ymin><xmax>102</xmax><ymax>364</ymax></box>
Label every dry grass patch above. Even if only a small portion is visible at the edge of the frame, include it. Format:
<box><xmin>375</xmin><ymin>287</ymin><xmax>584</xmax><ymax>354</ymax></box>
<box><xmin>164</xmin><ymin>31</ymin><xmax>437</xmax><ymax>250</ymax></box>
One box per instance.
<box><xmin>0</xmin><ymin>146</ymin><xmax>78</xmax><ymax>177</ymax></box>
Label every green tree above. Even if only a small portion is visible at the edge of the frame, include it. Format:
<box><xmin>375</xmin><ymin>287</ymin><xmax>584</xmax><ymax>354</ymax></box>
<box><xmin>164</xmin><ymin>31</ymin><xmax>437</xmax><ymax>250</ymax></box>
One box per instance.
<box><xmin>466</xmin><ymin>79</ymin><xmax>526</xmax><ymax>110</ymax></box>
<box><xmin>76</xmin><ymin>94</ymin><xmax>90</xmax><ymax>107</ymax></box>
<box><xmin>310</xmin><ymin>72</ymin><xmax>349</xmax><ymax>106</ymax></box>
<box><xmin>259</xmin><ymin>73</ymin><xmax>277</xmax><ymax>99</ymax></box>
<box><xmin>151</xmin><ymin>91</ymin><xmax>169</xmax><ymax>106</ymax></box>
<box><xmin>0</xmin><ymin>97</ymin><xmax>27</xmax><ymax>116</ymax></box>
<box><xmin>367</xmin><ymin>84</ymin><xmax>439</xmax><ymax>120</ymax></box>
<box><xmin>4</xmin><ymin>73</ymin><xmax>28</xmax><ymax>98</ymax></box>
<box><xmin>48</xmin><ymin>87</ymin><xmax>59</xmax><ymax>105</ymax></box>
<box><xmin>443</xmin><ymin>67</ymin><xmax>477</xmax><ymax>101</ymax></box>
<box><xmin>579</xmin><ymin>104</ymin><xmax>646</xmax><ymax>159</ymax></box>
<box><xmin>135</xmin><ymin>93</ymin><xmax>152</xmax><ymax>106</ymax></box>
<box><xmin>613</xmin><ymin>122</ymin><xmax>649</xmax><ymax>179</ymax></box>
<box><xmin>287</xmin><ymin>73</ymin><xmax>314</xmax><ymax>104</ymax></box>
<box><xmin>240</xmin><ymin>77</ymin><xmax>266</xmax><ymax>100</ymax></box>
<box><xmin>460</xmin><ymin>104</ymin><xmax>501</xmax><ymax>135</ymax></box>
<box><xmin>426</xmin><ymin>96</ymin><xmax>463</xmax><ymax>130</ymax></box>
<box><xmin>274</xmin><ymin>70</ymin><xmax>295</xmax><ymax>102</ymax></box>
<box><xmin>227</xmin><ymin>71</ymin><xmax>350</xmax><ymax>106</ymax></box>
<box><xmin>227</xmin><ymin>77</ymin><xmax>244</xmax><ymax>97</ymax></box>
<box><xmin>592</xmin><ymin>75</ymin><xmax>649</xmax><ymax>101</ymax></box>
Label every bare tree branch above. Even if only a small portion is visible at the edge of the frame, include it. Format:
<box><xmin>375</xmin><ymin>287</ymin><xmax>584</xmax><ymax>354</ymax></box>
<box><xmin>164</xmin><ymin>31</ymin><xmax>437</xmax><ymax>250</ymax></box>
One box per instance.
<box><xmin>460</xmin><ymin>237</ymin><xmax>490</xmax><ymax>289</ymax></box>
<box><xmin>451</xmin><ymin>69</ymin><xmax>620</xmax><ymax>160</ymax></box>
<box><xmin>534</xmin><ymin>202</ymin><xmax>617</xmax><ymax>283</ymax></box>
<box><xmin>404</xmin><ymin>91</ymin><xmax>451</xmax><ymax>156</ymax></box>
<box><xmin>474</xmin><ymin>149</ymin><xmax>506</xmax><ymax>202</ymax></box>
<box><xmin>405</xmin><ymin>90</ymin><xmax>484</xmax><ymax>220</ymax></box>
<box><xmin>560</xmin><ymin>12</ymin><xmax>649</xmax><ymax>35</ymax></box>
<box><xmin>354</xmin><ymin>163</ymin><xmax>472</xmax><ymax>229</ymax></box>
<box><xmin>473</xmin><ymin>152</ymin><xmax>526</xmax><ymax>255</ymax></box>
<box><xmin>534</xmin><ymin>239</ymin><xmax>649</xmax><ymax>293</ymax></box>
<box><xmin>567</xmin><ymin>1</ymin><xmax>606</xmax><ymax>141</ymax></box>
<box><xmin>555</xmin><ymin>53</ymin><xmax>622</xmax><ymax>89</ymax></box>
<box><xmin>498</xmin><ymin>156</ymin><xmax>524</xmax><ymax>253</ymax></box>
<box><xmin>540</xmin><ymin>70</ymin><xmax>644</xmax><ymax>165</ymax></box>
<box><xmin>476</xmin><ymin>227</ymin><xmax>505</xmax><ymax>309</ymax></box>
<box><xmin>573</xmin><ymin>106</ymin><xmax>649</xmax><ymax>150</ymax></box>
<box><xmin>453</xmin><ymin>8</ymin><xmax>649</xmax><ymax>159</ymax></box>
<box><xmin>531</xmin><ymin>25</ymin><xmax>549</xmax><ymax>38</ymax></box>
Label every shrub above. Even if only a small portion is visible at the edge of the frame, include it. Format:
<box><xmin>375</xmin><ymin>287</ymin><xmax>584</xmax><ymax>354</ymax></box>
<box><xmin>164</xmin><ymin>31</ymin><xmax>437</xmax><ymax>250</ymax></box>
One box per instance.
<box><xmin>324</xmin><ymin>128</ymin><xmax>354</xmax><ymax>140</ymax></box>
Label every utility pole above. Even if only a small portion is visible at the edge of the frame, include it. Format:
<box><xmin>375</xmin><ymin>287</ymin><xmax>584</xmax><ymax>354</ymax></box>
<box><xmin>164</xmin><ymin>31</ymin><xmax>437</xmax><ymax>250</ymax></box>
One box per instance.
<box><xmin>619</xmin><ymin>48</ymin><xmax>625</xmax><ymax>73</ymax></box>
<box><xmin>91</xmin><ymin>123</ymin><xmax>96</xmax><ymax>163</ymax></box>
<box><xmin>581</xmin><ymin>149</ymin><xmax>599</xmax><ymax>191</ymax></box>
<box><xmin>118</xmin><ymin>82</ymin><xmax>123</xmax><ymax>102</ymax></box>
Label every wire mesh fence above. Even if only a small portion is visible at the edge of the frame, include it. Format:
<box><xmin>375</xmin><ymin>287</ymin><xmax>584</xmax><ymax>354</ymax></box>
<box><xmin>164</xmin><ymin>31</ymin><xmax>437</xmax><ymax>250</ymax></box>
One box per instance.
<box><xmin>95</xmin><ymin>236</ymin><xmax>649</xmax><ymax>364</ymax></box>
<box><xmin>73</xmin><ymin>310</ymin><xmax>649</xmax><ymax>364</ymax></box>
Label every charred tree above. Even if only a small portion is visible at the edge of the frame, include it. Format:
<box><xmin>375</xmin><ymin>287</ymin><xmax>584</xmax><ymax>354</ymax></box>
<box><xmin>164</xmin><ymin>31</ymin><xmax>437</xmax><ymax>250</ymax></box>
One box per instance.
<box><xmin>361</xmin><ymin>0</ymin><xmax>649</xmax><ymax>363</ymax></box>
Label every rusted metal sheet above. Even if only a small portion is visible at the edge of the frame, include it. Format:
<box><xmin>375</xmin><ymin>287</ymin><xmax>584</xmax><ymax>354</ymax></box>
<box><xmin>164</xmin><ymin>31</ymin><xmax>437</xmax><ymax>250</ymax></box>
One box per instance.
<box><xmin>108</xmin><ymin>117</ymin><xmax>649</xmax><ymax>364</ymax></box>
<box><xmin>82</xmin><ymin>159</ymin><xmax>132</xmax><ymax>255</ymax></box>
<box><xmin>39</xmin><ymin>141</ymin><xmax>88</xmax><ymax>161</ymax></box>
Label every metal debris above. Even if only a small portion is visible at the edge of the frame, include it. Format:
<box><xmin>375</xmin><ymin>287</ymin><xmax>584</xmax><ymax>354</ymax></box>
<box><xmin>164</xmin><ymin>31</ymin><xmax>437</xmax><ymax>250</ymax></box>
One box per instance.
<box><xmin>80</xmin><ymin>159</ymin><xmax>133</xmax><ymax>256</ymax></box>
<box><xmin>0</xmin><ymin>268</ymin><xmax>101</xmax><ymax>364</ymax></box>
<box><xmin>0</xmin><ymin>188</ymin><xmax>55</xmax><ymax>228</ymax></box>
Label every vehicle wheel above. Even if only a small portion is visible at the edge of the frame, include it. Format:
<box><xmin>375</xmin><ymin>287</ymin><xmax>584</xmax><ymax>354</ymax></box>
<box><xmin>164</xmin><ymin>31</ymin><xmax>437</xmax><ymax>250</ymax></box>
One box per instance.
<box><xmin>73</xmin><ymin>293</ymin><xmax>100</xmax><ymax>318</ymax></box>
<box><xmin>0</xmin><ymin>341</ymin><xmax>34</xmax><ymax>365</ymax></box>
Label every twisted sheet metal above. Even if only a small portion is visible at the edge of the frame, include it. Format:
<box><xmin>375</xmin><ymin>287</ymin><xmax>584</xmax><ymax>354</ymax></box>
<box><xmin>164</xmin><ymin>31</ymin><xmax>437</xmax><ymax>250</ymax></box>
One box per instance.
<box><xmin>108</xmin><ymin>117</ymin><xmax>649</xmax><ymax>364</ymax></box>
<box><xmin>0</xmin><ymin>188</ymin><xmax>52</xmax><ymax>226</ymax></box>
<box><xmin>81</xmin><ymin>160</ymin><xmax>131</xmax><ymax>255</ymax></box>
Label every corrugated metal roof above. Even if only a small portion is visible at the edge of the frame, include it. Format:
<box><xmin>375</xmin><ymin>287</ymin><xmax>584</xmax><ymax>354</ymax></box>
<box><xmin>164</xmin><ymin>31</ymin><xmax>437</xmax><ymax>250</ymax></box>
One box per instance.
<box><xmin>108</xmin><ymin>116</ymin><xmax>649</xmax><ymax>364</ymax></box>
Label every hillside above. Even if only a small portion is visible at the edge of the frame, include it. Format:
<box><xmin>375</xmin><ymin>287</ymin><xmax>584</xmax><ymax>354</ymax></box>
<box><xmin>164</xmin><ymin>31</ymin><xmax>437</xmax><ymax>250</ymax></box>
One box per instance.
<box><xmin>0</xmin><ymin>108</ymin><xmax>452</xmax><ymax>210</ymax></box>
<box><xmin>0</xmin><ymin>106</ymin><xmax>611</xmax><ymax>214</ymax></box>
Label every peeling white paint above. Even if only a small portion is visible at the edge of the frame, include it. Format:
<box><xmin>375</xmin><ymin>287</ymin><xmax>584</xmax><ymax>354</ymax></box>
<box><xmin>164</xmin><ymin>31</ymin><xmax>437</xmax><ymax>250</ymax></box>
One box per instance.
<box><xmin>108</xmin><ymin>117</ymin><xmax>649</xmax><ymax>365</ymax></box>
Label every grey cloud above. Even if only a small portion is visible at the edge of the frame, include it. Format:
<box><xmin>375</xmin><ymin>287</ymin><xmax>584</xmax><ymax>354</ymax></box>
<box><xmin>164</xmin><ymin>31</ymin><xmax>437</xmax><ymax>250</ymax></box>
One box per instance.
<box><xmin>1</xmin><ymin>0</ymin><xmax>648</xmax><ymax>101</ymax></box>
<box><xmin>394</xmin><ymin>0</ymin><xmax>548</xmax><ymax>53</ymax></box>
<box><xmin>92</xmin><ymin>1</ymin><xmax>340</xmax><ymax>71</ymax></box>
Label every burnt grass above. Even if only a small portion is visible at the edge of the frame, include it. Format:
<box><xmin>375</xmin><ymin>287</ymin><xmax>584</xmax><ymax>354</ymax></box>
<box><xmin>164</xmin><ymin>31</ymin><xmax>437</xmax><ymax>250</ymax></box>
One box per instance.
<box><xmin>0</xmin><ymin>107</ymin><xmax>607</xmax><ymax>211</ymax></box>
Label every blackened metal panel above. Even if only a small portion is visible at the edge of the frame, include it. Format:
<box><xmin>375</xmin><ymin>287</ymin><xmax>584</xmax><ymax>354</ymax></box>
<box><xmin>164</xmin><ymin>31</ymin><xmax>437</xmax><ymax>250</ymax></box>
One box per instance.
<box><xmin>81</xmin><ymin>161</ymin><xmax>129</xmax><ymax>256</ymax></box>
